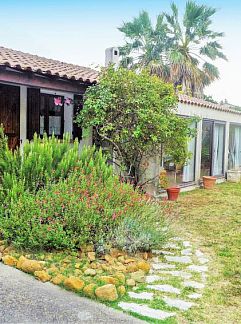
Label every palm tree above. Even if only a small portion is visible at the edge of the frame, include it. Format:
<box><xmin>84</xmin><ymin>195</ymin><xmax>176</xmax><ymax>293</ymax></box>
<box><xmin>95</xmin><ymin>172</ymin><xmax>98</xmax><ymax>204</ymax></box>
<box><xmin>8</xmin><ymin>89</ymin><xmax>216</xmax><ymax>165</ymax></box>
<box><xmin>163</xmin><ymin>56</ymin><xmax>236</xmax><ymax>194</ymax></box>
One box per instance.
<box><xmin>118</xmin><ymin>11</ymin><xmax>168</xmax><ymax>69</ymax></box>
<box><xmin>118</xmin><ymin>1</ymin><xmax>227</xmax><ymax>97</ymax></box>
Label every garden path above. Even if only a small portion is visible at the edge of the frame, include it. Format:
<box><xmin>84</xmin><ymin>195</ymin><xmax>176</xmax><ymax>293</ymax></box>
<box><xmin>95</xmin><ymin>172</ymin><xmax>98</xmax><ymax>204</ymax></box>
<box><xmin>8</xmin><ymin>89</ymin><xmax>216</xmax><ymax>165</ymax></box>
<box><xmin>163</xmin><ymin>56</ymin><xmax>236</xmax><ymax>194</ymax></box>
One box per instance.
<box><xmin>118</xmin><ymin>237</ymin><xmax>209</xmax><ymax>322</ymax></box>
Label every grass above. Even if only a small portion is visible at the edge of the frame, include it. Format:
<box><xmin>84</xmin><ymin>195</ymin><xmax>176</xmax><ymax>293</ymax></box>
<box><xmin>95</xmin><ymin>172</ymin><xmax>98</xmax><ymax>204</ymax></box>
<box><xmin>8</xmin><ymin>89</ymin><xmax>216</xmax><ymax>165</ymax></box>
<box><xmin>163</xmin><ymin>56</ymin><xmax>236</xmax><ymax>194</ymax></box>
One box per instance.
<box><xmin>5</xmin><ymin>182</ymin><xmax>240</xmax><ymax>323</ymax></box>
<box><xmin>171</xmin><ymin>182</ymin><xmax>241</xmax><ymax>323</ymax></box>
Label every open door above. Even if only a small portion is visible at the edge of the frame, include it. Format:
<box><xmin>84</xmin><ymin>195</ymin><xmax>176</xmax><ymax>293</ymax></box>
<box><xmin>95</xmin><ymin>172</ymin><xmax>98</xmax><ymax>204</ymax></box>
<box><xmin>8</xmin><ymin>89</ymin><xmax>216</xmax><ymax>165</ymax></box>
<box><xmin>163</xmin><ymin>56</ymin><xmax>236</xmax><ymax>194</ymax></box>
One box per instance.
<box><xmin>0</xmin><ymin>84</ymin><xmax>20</xmax><ymax>149</ymax></box>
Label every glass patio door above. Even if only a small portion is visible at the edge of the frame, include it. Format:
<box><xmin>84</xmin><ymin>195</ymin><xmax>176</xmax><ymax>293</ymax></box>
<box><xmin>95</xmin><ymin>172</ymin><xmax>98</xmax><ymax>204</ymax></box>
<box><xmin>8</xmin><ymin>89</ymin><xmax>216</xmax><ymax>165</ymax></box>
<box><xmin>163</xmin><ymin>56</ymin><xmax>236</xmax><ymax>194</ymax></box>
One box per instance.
<box><xmin>212</xmin><ymin>123</ymin><xmax>225</xmax><ymax>176</ymax></box>
<box><xmin>228</xmin><ymin>125</ymin><xmax>241</xmax><ymax>170</ymax></box>
<box><xmin>201</xmin><ymin>120</ymin><xmax>225</xmax><ymax>177</ymax></box>
<box><xmin>182</xmin><ymin>122</ymin><xmax>196</xmax><ymax>182</ymax></box>
<box><xmin>201</xmin><ymin>120</ymin><xmax>212</xmax><ymax>176</ymax></box>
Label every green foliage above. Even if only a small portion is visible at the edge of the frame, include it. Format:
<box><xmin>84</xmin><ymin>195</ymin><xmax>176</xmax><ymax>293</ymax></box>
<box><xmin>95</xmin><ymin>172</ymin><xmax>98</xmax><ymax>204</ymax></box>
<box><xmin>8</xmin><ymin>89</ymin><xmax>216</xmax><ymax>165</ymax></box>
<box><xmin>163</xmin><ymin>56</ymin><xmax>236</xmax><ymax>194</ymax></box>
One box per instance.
<box><xmin>0</xmin><ymin>125</ymin><xmax>8</xmax><ymax>164</ymax></box>
<box><xmin>1</xmin><ymin>154</ymin><xmax>163</xmax><ymax>250</ymax></box>
<box><xmin>110</xmin><ymin>210</ymin><xmax>168</xmax><ymax>254</ymax></box>
<box><xmin>118</xmin><ymin>1</ymin><xmax>226</xmax><ymax>95</ymax></box>
<box><xmin>0</xmin><ymin>132</ymin><xmax>84</xmax><ymax>203</ymax></box>
<box><xmin>159</xmin><ymin>169</ymin><xmax>169</xmax><ymax>190</ymax></box>
<box><xmin>77</xmin><ymin>66</ymin><xmax>194</xmax><ymax>183</ymax></box>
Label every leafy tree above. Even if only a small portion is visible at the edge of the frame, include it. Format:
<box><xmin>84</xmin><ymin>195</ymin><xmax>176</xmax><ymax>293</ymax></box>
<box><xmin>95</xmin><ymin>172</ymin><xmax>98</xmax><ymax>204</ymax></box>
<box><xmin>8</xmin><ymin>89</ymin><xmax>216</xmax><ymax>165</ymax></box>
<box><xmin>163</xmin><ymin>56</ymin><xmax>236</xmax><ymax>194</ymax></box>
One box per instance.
<box><xmin>76</xmin><ymin>66</ymin><xmax>194</xmax><ymax>185</ymax></box>
<box><xmin>119</xmin><ymin>1</ymin><xmax>226</xmax><ymax>96</ymax></box>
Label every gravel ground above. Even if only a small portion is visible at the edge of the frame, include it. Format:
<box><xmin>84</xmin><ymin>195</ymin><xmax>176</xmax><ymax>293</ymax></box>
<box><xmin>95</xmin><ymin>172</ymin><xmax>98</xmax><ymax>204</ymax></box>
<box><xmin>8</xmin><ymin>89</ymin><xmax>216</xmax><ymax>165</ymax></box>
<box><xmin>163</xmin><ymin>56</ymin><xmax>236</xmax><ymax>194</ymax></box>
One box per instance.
<box><xmin>0</xmin><ymin>263</ymin><xmax>144</xmax><ymax>324</ymax></box>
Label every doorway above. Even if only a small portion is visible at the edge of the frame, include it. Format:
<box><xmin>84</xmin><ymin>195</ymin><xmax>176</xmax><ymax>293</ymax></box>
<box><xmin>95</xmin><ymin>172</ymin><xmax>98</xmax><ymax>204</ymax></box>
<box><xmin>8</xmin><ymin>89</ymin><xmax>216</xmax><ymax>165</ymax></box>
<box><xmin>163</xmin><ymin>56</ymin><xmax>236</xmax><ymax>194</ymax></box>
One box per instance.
<box><xmin>201</xmin><ymin>120</ymin><xmax>225</xmax><ymax>177</ymax></box>
<box><xmin>0</xmin><ymin>84</ymin><xmax>20</xmax><ymax>149</ymax></box>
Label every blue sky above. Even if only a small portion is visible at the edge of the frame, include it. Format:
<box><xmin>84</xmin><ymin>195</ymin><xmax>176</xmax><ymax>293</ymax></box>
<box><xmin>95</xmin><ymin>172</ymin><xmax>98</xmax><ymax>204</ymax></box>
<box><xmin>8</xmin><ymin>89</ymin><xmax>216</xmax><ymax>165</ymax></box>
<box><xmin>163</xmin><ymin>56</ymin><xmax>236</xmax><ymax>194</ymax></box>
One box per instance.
<box><xmin>0</xmin><ymin>0</ymin><xmax>241</xmax><ymax>104</ymax></box>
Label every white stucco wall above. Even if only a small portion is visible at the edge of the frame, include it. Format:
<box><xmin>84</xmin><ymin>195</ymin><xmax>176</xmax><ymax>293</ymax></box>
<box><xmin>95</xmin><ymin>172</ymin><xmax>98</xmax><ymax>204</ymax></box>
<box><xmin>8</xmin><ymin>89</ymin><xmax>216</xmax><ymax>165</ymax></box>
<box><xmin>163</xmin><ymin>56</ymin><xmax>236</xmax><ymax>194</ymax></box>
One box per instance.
<box><xmin>177</xmin><ymin>102</ymin><xmax>241</xmax><ymax>123</ymax></box>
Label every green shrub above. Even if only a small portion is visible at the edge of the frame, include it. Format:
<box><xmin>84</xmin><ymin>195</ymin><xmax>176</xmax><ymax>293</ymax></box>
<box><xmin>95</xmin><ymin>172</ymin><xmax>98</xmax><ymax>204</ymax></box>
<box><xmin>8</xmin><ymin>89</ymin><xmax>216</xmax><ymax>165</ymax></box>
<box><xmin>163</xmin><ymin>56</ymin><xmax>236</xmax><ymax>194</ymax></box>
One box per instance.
<box><xmin>109</xmin><ymin>206</ymin><xmax>168</xmax><ymax>254</ymax></box>
<box><xmin>1</xmin><ymin>155</ymin><xmax>167</xmax><ymax>251</ymax></box>
<box><xmin>0</xmin><ymin>132</ymin><xmax>80</xmax><ymax>195</ymax></box>
<box><xmin>0</xmin><ymin>125</ymin><xmax>8</xmax><ymax>165</ymax></box>
<box><xmin>1</xmin><ymin>150</ymin><xmax>140</xmax><ymax>249</ymax></box>
<box><xmin>0</xmin><ymin>131</ymin><xmax>111</xmax><ymax>204</ymax></box>
<box><xmin>0</xmin><ymin>129</ymin><xmax>168</xmax><ymax>252</ymax></box>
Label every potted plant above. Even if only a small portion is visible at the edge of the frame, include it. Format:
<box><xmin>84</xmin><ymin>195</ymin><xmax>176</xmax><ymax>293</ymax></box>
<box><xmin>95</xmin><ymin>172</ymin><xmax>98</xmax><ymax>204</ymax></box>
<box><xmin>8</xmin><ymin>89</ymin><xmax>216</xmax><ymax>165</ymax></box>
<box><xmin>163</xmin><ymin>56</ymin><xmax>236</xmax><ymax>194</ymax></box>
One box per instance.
<box><xmin>202</xmin><ymin>176</ymin><xmax>216</xmax><ymax>189</ymax></box>
<box><xmin>159</xmin><ymin>168</ymin><xmax>180</xmax><ymax>201</ymax></box>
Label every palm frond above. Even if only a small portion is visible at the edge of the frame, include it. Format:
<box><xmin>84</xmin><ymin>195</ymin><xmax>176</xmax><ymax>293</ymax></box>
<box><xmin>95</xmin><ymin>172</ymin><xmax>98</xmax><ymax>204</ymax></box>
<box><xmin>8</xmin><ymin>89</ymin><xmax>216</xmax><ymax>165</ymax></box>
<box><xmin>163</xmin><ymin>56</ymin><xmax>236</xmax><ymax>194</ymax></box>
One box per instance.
<box><xmin>118</xmin><ymin>11</ymin><xmax>152</xmax><ymax>39</ymax></box>
<box><xmin>200</xmin><ymin>41</ymin><xmax>227</xmax><ymax>60</ymax></box>
<box><xmin>203</xmin><ymin>62</ymin><xmax>219</xmax><ymax>80</ymax></box>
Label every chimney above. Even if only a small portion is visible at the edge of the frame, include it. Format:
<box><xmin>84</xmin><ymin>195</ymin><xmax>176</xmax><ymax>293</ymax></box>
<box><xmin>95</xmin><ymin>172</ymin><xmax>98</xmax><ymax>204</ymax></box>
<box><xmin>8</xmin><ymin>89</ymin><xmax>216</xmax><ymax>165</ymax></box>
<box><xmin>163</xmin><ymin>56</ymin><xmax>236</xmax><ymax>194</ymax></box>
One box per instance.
<box><xmin>105</xmin><ymin>47</ymin><xmax>119</xmax><ymax>68</ymax></box>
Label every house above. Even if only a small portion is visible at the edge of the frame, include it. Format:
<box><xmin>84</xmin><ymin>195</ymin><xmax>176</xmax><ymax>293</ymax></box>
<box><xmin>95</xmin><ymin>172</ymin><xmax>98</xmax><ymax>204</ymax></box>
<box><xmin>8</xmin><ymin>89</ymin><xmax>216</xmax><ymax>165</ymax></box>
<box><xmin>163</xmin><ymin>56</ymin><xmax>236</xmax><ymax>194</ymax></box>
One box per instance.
<box><xmin>147</xmin><ymin>94</ymin><xmax>241</xmax><ymax>194</ymax></box>
<box><xmin>0</xmin><ymin>45</ymin><xmax>240</xmax><ymax>192</ymax></box>
<box><xmin>0</xmin><ymin>46</ymin><xmax>98</xmax><ymax>149</ymax></box>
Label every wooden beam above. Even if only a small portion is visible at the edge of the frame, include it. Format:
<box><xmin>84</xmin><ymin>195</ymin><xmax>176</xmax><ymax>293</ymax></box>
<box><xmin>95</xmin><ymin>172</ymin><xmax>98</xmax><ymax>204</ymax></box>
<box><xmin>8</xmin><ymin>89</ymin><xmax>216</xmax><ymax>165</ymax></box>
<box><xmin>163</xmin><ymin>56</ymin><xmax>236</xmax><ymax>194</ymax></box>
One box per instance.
<box><xmin>0</xmin><ymin>69</ymin><xmax>89</xmax><ymax>94</ymax></box>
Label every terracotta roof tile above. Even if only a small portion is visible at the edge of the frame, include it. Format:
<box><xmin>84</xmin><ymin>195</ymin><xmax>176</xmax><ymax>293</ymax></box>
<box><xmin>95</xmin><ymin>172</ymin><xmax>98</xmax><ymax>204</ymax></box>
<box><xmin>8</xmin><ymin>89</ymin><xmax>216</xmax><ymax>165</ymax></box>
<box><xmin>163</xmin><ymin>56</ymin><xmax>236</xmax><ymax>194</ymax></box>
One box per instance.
<box><xmin>0</xmin><ymin>46</ymin><xmax>98</xmax><ymax>84</ymax></box>
<box><xmin>178</xmin><ymin>94</ymin><xmax>241</xmax><ymax>115</ymax></box>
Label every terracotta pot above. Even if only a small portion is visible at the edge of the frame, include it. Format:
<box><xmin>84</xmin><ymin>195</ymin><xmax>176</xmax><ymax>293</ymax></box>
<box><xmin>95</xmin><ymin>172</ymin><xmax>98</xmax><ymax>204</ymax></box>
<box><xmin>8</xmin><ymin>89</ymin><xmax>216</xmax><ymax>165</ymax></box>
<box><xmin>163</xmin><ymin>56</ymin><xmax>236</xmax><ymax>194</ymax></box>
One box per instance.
<box><xmin>166</xmin><ymin>187</ymin><xmax>180</xmax><ymax>201</ymax></box>
<box><xmin>202</xmin><ymin>176</ymin><xmax>216</xmax><ymax>189</ymax></box>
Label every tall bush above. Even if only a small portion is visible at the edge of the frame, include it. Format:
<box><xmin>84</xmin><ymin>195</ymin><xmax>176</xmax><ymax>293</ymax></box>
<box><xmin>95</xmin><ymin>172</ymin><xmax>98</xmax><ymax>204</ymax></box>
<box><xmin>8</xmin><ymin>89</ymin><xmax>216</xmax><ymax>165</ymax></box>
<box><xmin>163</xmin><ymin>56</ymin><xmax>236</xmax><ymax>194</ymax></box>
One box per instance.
<box><xmin>0</xmin><ymin>154</ymin><xmax>168</xmax><ymax>251</ymax></box>
<box><xmin>0</xmin><ymin>132</ymin><xmax>104</xmax><ymax>203</ymax></box>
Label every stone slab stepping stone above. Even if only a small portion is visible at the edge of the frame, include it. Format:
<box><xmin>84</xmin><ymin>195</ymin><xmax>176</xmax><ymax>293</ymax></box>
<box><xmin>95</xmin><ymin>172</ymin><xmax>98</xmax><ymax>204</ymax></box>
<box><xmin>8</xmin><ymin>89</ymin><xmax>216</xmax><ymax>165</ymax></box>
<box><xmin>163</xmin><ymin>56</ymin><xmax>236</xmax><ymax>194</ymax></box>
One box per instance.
<box><xmin>152</xmin><ymin>257</ymin><xmax>160</xmax><ymax>263</ymax></box>
<box><xmin>161</xmin><ymin>270</ymin><xmax>192</xmax><ymax>279</ymax></box>
<box><xmin>128</xmin><ymin>292</ymin><xmax>154</xmax><ymax>300</ymax></box>
<box><xmin>198</xmin><ymin>257</ymin><xmax>209</xmax><ymax>265</ymax></box>
<box><xmin>188</xmin><ymin>293</ymin><xmax>202</xmax><ymax>299</ymax></box>
<box><xmin>152</xmin><ymin>250</ymin><xmax>174</xmax><ymax>255</ymax></box>
<box><xmin>171</xmin><ymin>237</ymin><xmax>183</xmax><ymax>242</ymax></box>
<box><xmin>163</xmin><ymin>243</ymin><xmax>180</xmax><ymax>249</ymax></box>
<box><xmin>195</xmin><ymin>250</ymin><xmax>204</xmax><ymax>257</ymax></box>
<box><xmin>188</xmin><ymin>265</ymin><xmax>208</xmax><ymax>273</ymax></box>
<box><xmin>119</xmin><ymin>302</ymin><xmax>176</xmax><ymax>320</ymax></box>
<box><xmin>165</xmin><ymin>255</ymin><xmax>192</xmax><ymax>264</ymax></box>
<box><xmin>152</xmin><ymin>263</ymin><xmax>176</xmax><ymax>270</ymax></box>
<box><xmin>146</xmin><ymin>275</ymin><xmax>164</xmax><ymax>283</ymax></box>
<box><xmin>181</xmin><ymin>249</ymin><xmax>192</xmax><ymax>256</ymax></box>
<box><xmin>163</xmin><ymin>296</ymin><xmax>195</xmax><ymax>311</ymax></box>
<box><xmin>184</xmin><ymin>281</ymin><xmax>205</xmax><ymax>289</ymax></box>
<box><xmin>147</xmin><ymin>284</ymin><xmax>181</xmax><ymax>294</ymax></box>
<box><xmin>183</xmin><ymin>241</ymin><xmax>191</xmax><ymax>248</ymax></box>
<box><xmin>201</xmin><ymin>273</ymin><xmax>207</xmax><ymax>282</ymax></box>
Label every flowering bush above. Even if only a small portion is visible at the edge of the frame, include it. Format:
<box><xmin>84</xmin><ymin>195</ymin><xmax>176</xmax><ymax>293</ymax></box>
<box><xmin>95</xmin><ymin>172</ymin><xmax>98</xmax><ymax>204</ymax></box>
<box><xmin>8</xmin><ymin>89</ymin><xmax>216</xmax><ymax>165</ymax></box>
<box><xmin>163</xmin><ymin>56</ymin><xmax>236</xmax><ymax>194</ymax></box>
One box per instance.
<box><xmin>0</xmin><ymin>130</ymin><xmax>168</xmax><ymax>252</ymax></box>
<box><xmin>1</xmin><ymin>154</ymin><xmax>166</xmax><ymax>250</ymax></box>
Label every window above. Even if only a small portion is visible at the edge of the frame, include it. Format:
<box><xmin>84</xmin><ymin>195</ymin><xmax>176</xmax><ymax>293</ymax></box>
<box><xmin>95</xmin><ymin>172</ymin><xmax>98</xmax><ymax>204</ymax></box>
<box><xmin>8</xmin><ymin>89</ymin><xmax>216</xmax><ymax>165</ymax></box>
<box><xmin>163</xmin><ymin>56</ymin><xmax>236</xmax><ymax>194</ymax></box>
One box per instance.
<box><xmin>228</xmin><ymin>124</ymin><xmax>241</xmax><ymax>170</ymax></box>
<box><xmin>40</xmin><ymin>94</ymin><xmax>64</xmax><ymax>138</ymax></box>
<box><xmin>163</xmin><ymin>121</ymin><xmax>196</xmax><ymax>186</ymax></box>
<box><xmin>201</xmin><ymin>120</ymin><xmax>225</xmax><ymax>177</ymax></box>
